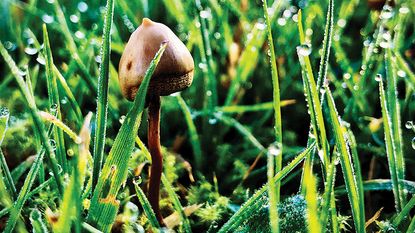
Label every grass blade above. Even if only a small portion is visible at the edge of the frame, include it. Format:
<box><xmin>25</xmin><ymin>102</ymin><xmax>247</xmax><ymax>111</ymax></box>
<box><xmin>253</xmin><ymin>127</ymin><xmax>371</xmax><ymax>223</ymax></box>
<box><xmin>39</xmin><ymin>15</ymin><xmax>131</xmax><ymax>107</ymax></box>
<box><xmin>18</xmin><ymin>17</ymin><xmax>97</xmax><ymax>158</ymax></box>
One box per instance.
<box><xmin>324</xmin><ymin>86</ymin><xmax>365</xmax><ymax>233</ymax></box>
<box><xmin>217</xmin><ymin>143</ymin><xmax>315</xmax><ymax>233</ymax></box>
<box><xmin>91</xmin><ymin>0</ymin><xmax>115</xmax><ymax>190</ymax></box>
<box><xmin>262</xmin><ymin>0</ymin><xmax>283</xmax><ymax>231</ymax></box>
<box><xmin>43</xmin><ymin>24</ymin><xmax>67</xmax><ymax>173</ymax></box>
<box><xmin>133</xmin><ymin>180</ymin><xmax>160</xmax><ymax>229</ymax></box>
<box><xmin>87</xmin><ymin>42</ymin><xmax>167</xmax><ymax>232</ymax></box>
<box><xmin>303</xmin><ymin>162</ymin><xmax>322</xmax><ymax>233</ymax></box>
<box><xmin>175</xmin><ymin>95</ymin><xmax>203</xmax><ymax>170</ymax></box>
<box><xmin>378</xmin><ymin>73</ymin><xmax>405</xmax><ymax>212</ymax></box>
<box><xmin>0</xmin><ymin>107</ymin><xmax>17</xmax><ymax>198</ymax></box>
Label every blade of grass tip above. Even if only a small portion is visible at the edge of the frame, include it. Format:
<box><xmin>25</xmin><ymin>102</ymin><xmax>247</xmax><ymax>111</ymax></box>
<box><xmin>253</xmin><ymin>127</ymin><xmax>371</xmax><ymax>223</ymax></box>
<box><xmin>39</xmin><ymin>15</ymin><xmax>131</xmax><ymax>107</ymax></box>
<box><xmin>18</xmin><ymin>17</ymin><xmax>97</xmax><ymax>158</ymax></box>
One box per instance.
<box><xmin>87</xmin><ymin>43</ymin><xmax>167</xmax><ymax>232</ymax></box>
<box><xmin>407</xmin><ymin>214</ymin><xmax>415</xmax><ymax>233</ymax></box>
<box><xmin>133</xmin><ymin>179</ymin><xmax>160</xmax><ymax>229</ymax></box>
<box><xmin>38</xmin><ymin>111</ymin><xmax>82</xmax><ymax>144</ymax></box>
<box><xmin>393</xmin><ymin>195</ymin><xmax>415</xmax><ymax>227</ymax></box>
<box><xmin>1</xmin><ymin>40</ymin><xmax>64</xmax><ymax>232</ymax></box>
<box><xmin>92</xmin><ymin>0</ymin><xmax>115</xmax><ymax>191</ymax></box>
<box><xmin>217</xmin><ymin>143</ymin><xmax>316</xmax><ymax>233</ymax></box>
<box><xmin>297</xmin><ymin>10</ymin><xmax>330</xmax><ymax>170</ymax></box>
<box><xmin>0</xmin><ymin>107</ymin><xmax>17</xmax><ymax>198</ymax></box>
<box><xmin>175</xmin><ymin>95</ymin><xmax>203</xmax><ymax>170</ymax></box>
<box><xmin>377</xmin><ymin>74</ymin><xmax>404</xmax><ymax>212</ymax></box>
<box><xmin>324</xmin><ymin>85</ymin><xmax>365</xmax><ymax>233</ymax></box>
<box><xmin>43</xmin><ymin>24</ymin><xmax>68</xmax><ymax>173</ymax></box>
<box><xmin>30</xmin><ymin>209</ymin><xmax>49</xmax><ymax>233</ymax></box>
<box><xmin>262</xmin><ymin>0</ymin><xmax>283</xmax><ymax>231</ymax></box>
<box><xmin>304</xmin><ymin>162</ymin><xmax>322</xmax><ymax>233</ymax></box>
<box><xmin>385</xmin><ymin>48</ymin><xmax>406</xmax><ymax>208</ymax></box>
<box><xmin>135</xmin><ymin>136</ymin><xmax>192</xmax><ymax>233</ymax></box>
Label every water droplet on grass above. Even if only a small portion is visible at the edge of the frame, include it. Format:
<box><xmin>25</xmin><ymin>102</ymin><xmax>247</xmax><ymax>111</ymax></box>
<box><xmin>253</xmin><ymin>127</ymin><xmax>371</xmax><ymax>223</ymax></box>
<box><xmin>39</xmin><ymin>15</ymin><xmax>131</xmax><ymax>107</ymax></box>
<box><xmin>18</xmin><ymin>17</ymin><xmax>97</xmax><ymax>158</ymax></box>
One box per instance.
<box><xmin>397</xmin><ymin>70</ymin><xmax>406</xmax><ymax>78</ymax></box>
<box><xmin>42</xmin><ymin>14</ymin><xmax>54</xmax><ymax>24</ymax></box>
<box><xmin>78</xmin><ymin>2</ymin><xmax>88</xmax><ymax>12</ymax></box>
<box><xmin>70</xmin><ymin>14</ymin><xmax>79</xmax><ymax>23</ymax></box>
<box><xmin>380</xmin><ymin>5</ymin><xmax>394</xmax><ymax>20</ymax></box>
<box><xmin>412</xmin><ymin>138</ymin><xmax>415</xmax><ymax>150</ymax></box>
<box><xmin>24</xmin><ymin>46</ymin><xmax>38</xmax><ymax>55</ymax></box>
<box><xmin>405</xmin><ymin>121</ymin><xmax>413</xmax><ymax>129</ymax></box>
<box><xmin>49</xmin><ymin>139</ymin><xmax>57</xmax><ymax>151</ymax></box>
<box><xmin>0</xmin><ymin>107</ymin><xmax>9</xmax><ymax>118</ymax></box>
<box><xmin>67</xmin><ymin>149</ymin><xmax>74</xmax><ymax>156</ymax></box>
<box><xmin>296</xmin><ymin>43</ymin><xmax>312</xmax><ymax>56</ymax></box>
<box><xmin>375</xmin><ymin>74</ymin><xmax>383</xmax><ymax>82</ymax></box>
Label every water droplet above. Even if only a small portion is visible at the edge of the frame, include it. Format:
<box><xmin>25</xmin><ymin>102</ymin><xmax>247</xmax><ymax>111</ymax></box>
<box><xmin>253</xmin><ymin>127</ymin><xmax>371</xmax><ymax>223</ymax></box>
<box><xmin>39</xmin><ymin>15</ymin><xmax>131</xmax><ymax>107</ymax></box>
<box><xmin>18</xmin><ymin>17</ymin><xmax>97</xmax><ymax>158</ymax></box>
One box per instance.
<box><xmin>36</xmin><ymin>54</ymin><xmax>46</xmax><ymax>65</ymax></box>
<box><xmin>49</xmin><ymin>139</ymin><xmax>57</xmax><ymax>151</ymax></box>
<box><xmin>70</xmin><ymin>14</ymin><xmax>79</xmax><ymax>23</ymax></box>
<box><xmin>75</xmin><ymin>31</ymin><xmax>85</xmax><ymax>39</ymax></box>
<box><xmin>283</xmin><ymin>9</ymin><xmax>292</xmax><ymax>18</ymax></box>
<box><xmin>75</xmin><ymin>137</ymin><xmax>82</xmax><ymax>144</ymax></box>
<box><xmin>46</xmin><ymin>0</ymin><xmax>54</xmax><ymax>3</ymax></box>
<box><xmin>255</xmin><ymin>22</ymin><xmax>266</xmax><ymax>31</ymax></box>
<box><xmin>119</xmin><ymin>115</ymin><xmax>126</xmax><ymax>124</ymax></box>
<box><xmin>375</xmin><ymin>74</ymin><xmax>383</xmax><ymax>82</ymax></box>
<box><xmin>397</xmin><ymin>70</ymin><xmax>406</xmax><ymax>78</ymax></box>
<box><xmin>341</xmin><ymin>82</ymin><xmax>347</xmax><ymax>88</ymax></box>
<box><xmin>42</xmin><ymin>14</ymin><xmax>54</xmax><ymax>24</ymax></box>
<box><xmin>353</xmin><ymin>85</ymin><xmax>359</xmax><ymax>91</ymax></box>
<box><xmin>95</xmin><ymin>55</ymin><xmax>102</xmax><ymax>63</ymax></box>
<box><xmin>208</xmin><ymin>118</ymin><xmax>217</xmax><ymax>125</ymax></box>
<box><xmin>4</xmin><ymin>41</ymin><xmax>16</xmax><ymax>51</ymax></box>
<box><xmin>380</xmin><ymin>5</ymin><xmax>394</xmax><ymax>20</ymax></box>
<box><xmin>24</xmin><ymin>46</ymin><xmax>38</xmax><ymax>55</ymax></box>
<box><xmin>67</xmin><ymin>149</ymin><xmax>74</xmax><ymax>156</ymax></box>
<box><xmin>198</xmin><ymin>62</ymin><xmax>207</xmax><ymax>71</ymax></box>
<box><xmin>337</xmin><ymin>19</ymin><xmax>346</xmax><ymax>28</ymax></box>
<box><xmin>412</xmin><ymin>137</ymin><xmax>415</xmax><ymax>150</ymax></box>
<box><xmin>61</xmin><ymin>97</ymin><xmax>68</xmax><ymax>105</ymax></box>
<box><xmin>343</xmin><ymin>73</ymin><xmax>351</xmax><ymax>80</ymax></box>
<box><xmin>399</xmin><ymin>6</ymin><xmax>410</xmax><ymax>14</ymax></box>
<box><xmin>77</xmin><ymin>2</ymin><xmax>88</xmax><ymax>12</ymax></box>
<box><xmin>200</xmin><ymin>10</ymin><xmax>212</xmax><ymax>19</ymax></box>
<box><xmin>306</xmin><ymin>29</ymin><xmax>313</xmax><ymax>36</ymax></box>
<box><xmin>296</xmin><ymin>43</ymin><xmax>312</xmax><ymax>56</ymax></box>
<box><xmin>50</xmin><ymin>104</ymin><xmax>58</xmax><ymax>114</ymax></box>
<box><xmin>277</xmin><ymin>18</ymin><xmax>286</xmax><ymax>26</ymax></box>
<box><xmin>405</xmin><ymin>121</ymin><xmax>414</xmax><ymax>129</ymax></box>
<box><xmin>268</xmin><ymin>142</ymin><xmax>282</xmax><ymax>156</ymax></box>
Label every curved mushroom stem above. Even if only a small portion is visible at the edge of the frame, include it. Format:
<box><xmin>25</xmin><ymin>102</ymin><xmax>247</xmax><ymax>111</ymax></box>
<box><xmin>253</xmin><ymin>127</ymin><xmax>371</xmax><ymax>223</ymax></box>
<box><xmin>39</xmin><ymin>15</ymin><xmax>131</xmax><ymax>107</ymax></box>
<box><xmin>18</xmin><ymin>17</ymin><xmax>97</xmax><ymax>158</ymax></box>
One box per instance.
<box><xmin>148</xmin><ymin>95</ymin><xmax>164</xmax><ymax>225</ymax></box>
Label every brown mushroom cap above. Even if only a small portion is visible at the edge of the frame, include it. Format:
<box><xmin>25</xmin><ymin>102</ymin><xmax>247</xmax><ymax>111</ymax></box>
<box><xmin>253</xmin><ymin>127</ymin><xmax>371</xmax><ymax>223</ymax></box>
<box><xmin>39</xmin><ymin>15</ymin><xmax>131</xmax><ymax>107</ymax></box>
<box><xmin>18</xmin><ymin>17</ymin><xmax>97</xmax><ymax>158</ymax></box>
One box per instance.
<box><xmin>118</xmin><ymin>18</ymin><xmax>194</xmax><ymax>101</ymax></box>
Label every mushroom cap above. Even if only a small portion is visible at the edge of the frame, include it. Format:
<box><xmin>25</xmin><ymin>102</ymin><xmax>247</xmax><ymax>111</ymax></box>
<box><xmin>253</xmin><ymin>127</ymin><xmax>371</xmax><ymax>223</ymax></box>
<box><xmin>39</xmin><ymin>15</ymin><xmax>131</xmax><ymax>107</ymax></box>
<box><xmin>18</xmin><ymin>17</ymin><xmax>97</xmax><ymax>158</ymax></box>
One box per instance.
<box><xmin>118</xmin><ymin>18</ymin><xmax>194</xmax><ymax>101</ymax></box>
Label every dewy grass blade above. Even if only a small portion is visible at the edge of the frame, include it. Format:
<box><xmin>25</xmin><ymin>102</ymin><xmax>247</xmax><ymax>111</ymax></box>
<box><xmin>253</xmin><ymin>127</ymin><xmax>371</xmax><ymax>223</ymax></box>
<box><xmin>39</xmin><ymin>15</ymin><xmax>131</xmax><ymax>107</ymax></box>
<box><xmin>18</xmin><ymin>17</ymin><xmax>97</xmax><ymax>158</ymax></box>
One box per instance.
<box><xmin>87</xmin><ymin>43</ymin><xmax>167</xmax><ymax>232</ymax></box>
<box><xmin>335</xmin><ymin>179</ymin><xmax>415</xmax><ymax>195</ymax></box>
<box><xmin>216</xmin><ymin>100</ymin><xmax>296</xmax><ymax>113</ymax></box>
<box><xmin>297</xmin><ymin>10</ymin><xmax>330</xmax><ymax>169</ymax></box>
<box><xmin>0</xmin><ymin>40</ymin><xmax>64</xmax><ymax>232</ymax></box>
<box><xmin>43</xmin><ymin>24</ymin><xmax>68</xmax><ymax>173</ymax></box>
<box><xmin>217</xmin><ymin>143</ymin><xmax>315</xmax><ymax>233</ymax></box>
<box><xmin>325</xmin><ymin>86</ymin><xmax>365</xmax><ymax>233</ymax></box>
<box><xmin>133</xmin><ymin>180</ymin><xmax>161</xmax><ymax>229</ymax></box>
<box><xmin>92</xmin><ymin>0</ymin><xmax>115</xmax><ymax>190</ymax></box>
<box><xmin>393</xmin><ymin>195</ymin><xmax>415</xmax><ymax>227</ymax></box>
<box><xmin>262</xmin><ymin>0</ymin><xmax>283</xmax><ymax>231</ymax></box>
<box><xmin>385</xmin><ymin>48</ymin><xmax>406</xmax><ymax>209</ymax></box>
<box><xmin>38</xmin><ymin>111</ymin><xmax>82</xmax><ymax>143</ymax></box>
<box><xmin>378</xmin><ymin>74</ymin><xmax>404</xmax><ymax>212</ymax></box>
<box><xmin>176</xmin><ymin>95</ymin><xmax>203</xmax><ymax>170</ymax></box>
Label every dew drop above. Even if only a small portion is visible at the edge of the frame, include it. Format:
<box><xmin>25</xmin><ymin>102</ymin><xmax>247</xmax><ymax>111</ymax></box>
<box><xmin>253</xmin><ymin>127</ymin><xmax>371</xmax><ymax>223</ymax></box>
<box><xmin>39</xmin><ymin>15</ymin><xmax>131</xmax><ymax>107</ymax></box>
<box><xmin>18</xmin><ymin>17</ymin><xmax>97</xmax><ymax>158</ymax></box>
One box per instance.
<box><xmin>49</xmin><ymin>139</ymin><xmax>57</xmax><ymax>151</ymax></box>
<box><xmin>343</xmin><ymin>73</ymin><xmax>351</xmax><ymax>80</ymax></box>
<box><xmin>208</xmin><ymin>118</ymin><xmax>217</xmax><ymax>125</ymax></box>
<box><xmin>255</xmin><ymin>22</ymin><xmax>266</xmax><ymax>31</ymax></box>
<box><xmin>200</xmin><ymin>10</ymin><xmax>212</xmax><ymax>19</ymax></box>
<box><xmin>268</xmin><ymin>142</ymin><xmax>282</xmax><ymax>157</ymax></box>
<box><xmin>375</xmin><ymin>74</ymin><xmax>383</xmax><ymax>82</ymax></box>
<box><xmin>42</xmin><ymin>14</ymin><xmax>54</xmax><ymax>24</ymax></box>
<box><xmin>24</xmin><ymin>46</ymin><xmax>38</xmax><ymax>55</ymax></box>
<box><xmin>75</xmin><ymin>31</ymin><xmax>85</xmax><ymax>39</ymax></box>
<box><xmin>61</xmin><ymin>97</ymin><xmax>68</xmax><ymax>105</ymax></box>
<box><xmin>77</xmin><ymin>2</ymin><xmax>88</xmax><ymax>12</ymax></box>
<box><xmin>399</xmin><ymin>6</ymin><xmax>410</xmax><ymax>14</ymax></box>
<box><xmin>36</xmin><ymin>54</ymin><xmax>46</xmax><ymax>65</ymax></box>
<box><xmin>397</xmin><ymin>70</ymin><xmax>406</xmax><ymax>78</ymax></box>
<box><xmin>380</xmin><ymin>5</ymin><xmax>394</xmax><ymax>20</ymax></box>
<box><xmin>119</xmin><ymin>115</ymin><xmax>126</xmax><ymax>124</ymax></box>
<box><xmin>296</xmin><ymin>43</ymin><xmax>312</xmax><ymax>56</ymax></box>
<box><xmin>70</xmin><ymin>14</ymin><xmax>79</xmax><ymax>23</ymax></box>
<box><xmin>50</xmin><ymin>103</ymin><xmax>58</xmax><ymax>114</ymax></box>
<box><xmin>277</xmin><ymin>18</ymin><xmax>286</xmax><ymax>26</ymax></box>
<box><xmin>411</xmin><ymin>138</ymin><xmax>415</xmax><ymax>150</ymax></box>
<box><xmin>337</xmin><ymin>19</ymin><xmax>346</xmax><ymax>28</ymax></box>
<box><xmin>405</xmin><ymin>121</ymin><xmax>414</xmax><ymax>129</ymax></box>
<box><xmin>67</xmin><ymin>149</ymin><xmax>74</xmax><ymax>156</ymax></box>
<box><xmin>4</xmin><ymin>41</ymin><xmax>17</xmax><ymax>51</ymax></box>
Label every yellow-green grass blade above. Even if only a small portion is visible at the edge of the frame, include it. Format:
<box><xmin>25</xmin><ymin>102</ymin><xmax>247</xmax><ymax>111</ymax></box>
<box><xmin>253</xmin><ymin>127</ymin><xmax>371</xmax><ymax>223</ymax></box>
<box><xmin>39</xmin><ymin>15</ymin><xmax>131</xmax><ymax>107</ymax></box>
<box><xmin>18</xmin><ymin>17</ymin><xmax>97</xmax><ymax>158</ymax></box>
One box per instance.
<box><xmin>86</xmin><ymin>43</ymin><xmax>167</xmax><ymax>232</ymax></box>
<box><xmin>0</xmin><ymin>107</ymin><xmax>16</xmax><ymax>198</ymax></box>
<box><xmin>133</xmin><ymin>180</ymin><xmax>160</xmax><ymax>229</ymax></box>
<box><xmin>304</xmin><ymin>163</ymin><xmax>322</xmax><ymax>233</ymax></box>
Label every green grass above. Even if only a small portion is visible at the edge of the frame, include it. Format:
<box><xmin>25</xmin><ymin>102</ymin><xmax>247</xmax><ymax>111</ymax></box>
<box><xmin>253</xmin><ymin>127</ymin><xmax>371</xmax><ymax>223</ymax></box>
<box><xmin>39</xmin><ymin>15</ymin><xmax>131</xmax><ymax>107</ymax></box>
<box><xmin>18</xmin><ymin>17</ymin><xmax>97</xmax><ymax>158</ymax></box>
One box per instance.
<box><xmin>1</xmin><ymin>0</ymin><xmax>415</xmax><ymax>232</ymax></box>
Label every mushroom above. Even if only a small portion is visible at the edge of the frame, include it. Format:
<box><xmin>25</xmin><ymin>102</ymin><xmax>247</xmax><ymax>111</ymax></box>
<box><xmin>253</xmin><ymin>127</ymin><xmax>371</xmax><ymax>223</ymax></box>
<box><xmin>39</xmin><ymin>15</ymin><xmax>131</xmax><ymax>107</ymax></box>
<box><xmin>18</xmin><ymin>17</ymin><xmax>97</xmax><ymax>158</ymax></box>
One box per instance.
<box><xmin>118</xmin><ymin>18</ymin><xmax>194</xmax><ymax>224</ymax></box>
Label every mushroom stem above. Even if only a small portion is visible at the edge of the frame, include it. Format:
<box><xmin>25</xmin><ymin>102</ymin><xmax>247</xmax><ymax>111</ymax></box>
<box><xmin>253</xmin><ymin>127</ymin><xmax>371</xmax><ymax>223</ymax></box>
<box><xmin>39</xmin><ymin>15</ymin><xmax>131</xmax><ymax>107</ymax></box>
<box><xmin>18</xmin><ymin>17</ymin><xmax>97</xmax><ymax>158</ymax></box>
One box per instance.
<box><xmin>147</xmin><ymin>95</ymin><xmax>164</xmax><ymax>224</ymax></box>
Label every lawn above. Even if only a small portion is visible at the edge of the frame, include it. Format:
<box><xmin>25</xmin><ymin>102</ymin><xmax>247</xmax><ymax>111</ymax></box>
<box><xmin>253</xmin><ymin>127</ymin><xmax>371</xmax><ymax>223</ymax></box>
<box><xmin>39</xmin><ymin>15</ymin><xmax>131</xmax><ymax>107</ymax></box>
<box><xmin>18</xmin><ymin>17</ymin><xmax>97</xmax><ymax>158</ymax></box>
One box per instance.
<box><xmin>0</xmin><ymin>0</ymin><xmax>415</xmax><ymax>232</ymax></box>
